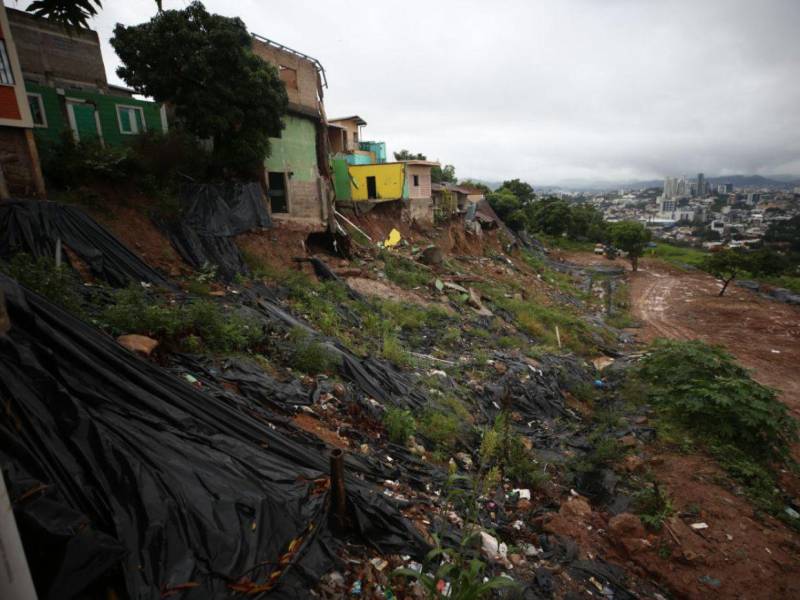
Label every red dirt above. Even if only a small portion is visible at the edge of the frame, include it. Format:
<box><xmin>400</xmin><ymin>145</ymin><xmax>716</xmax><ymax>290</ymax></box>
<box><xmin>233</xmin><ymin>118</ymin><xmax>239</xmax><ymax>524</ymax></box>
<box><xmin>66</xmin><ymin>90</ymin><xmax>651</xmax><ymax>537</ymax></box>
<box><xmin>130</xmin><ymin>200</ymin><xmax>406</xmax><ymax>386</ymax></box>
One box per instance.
<box><xmin>555</xmin><ymin>251</ymin><xmax>800</xmax><ymax>599</ymax></box>
<box><xmin>292</xmin><ymin>413</ymin><xmax>350</xmax><ymax>449</ymax></box>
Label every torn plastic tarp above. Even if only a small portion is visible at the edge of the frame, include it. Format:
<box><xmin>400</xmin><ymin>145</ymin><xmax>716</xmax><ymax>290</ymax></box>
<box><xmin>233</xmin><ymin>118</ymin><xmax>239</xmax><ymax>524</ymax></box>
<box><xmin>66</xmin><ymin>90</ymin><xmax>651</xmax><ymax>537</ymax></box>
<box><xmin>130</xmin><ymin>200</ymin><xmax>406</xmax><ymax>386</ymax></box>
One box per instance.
<box><xmin>0</xmin><ymin>200</ymin><xmax>169</xmax><ymax>287</ymax></box>
<box><xmin>159</xmin><ymin>183</ymin><xmax>271</xmax><ymax>280</ymax></box>
<box><xmin>0</xmin><ymin>274</ymin><xmax>426</xmax><ymax>600</ymax></box>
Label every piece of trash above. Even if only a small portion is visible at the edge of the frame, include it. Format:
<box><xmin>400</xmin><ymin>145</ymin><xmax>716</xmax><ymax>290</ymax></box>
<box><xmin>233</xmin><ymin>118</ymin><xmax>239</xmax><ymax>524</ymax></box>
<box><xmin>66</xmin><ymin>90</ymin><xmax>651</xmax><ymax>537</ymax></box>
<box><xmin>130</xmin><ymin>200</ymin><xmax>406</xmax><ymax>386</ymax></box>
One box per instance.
<box><xmin>512</xmin><ymin>520</ymin><xmax>524</xmax><ymax>530</ymax></box>
<box><xmin>479</xmin><ymin>531</ymin><xmax>508</xmax><ymax>562</ymax></box>
<box><xmin>407</xmin><ymin>561</ymin><xmax>422</xmax><ymax>573</ymax></box>
<box><xmin>785</xmin><ymin>507</ymin><xmax>800</xmax><ymax>519</ymax></box>
<box><xmin>350</xmin><ymin>579</ymin><xmax>362</xmax><ymax>595</ymax></box>
<box><xmin>384</xmin><ymin>228</ymin><xmax>401</xmax><ymax>248</ymax></box>
<box><xmin>183</xmin><ymin>373</ymin><xmax>198</xmax><ymax>384</ymax></box>
<box><xmin>434</xmin><ymin>278</ymin><xmax>444</xmax><ymax>291</ymax></box>
<box><xmin>512</xmin><ymin>488</ymin><xmax>531</xmax><ymax>500</ymax></box>
<box><xmin>370</xmin><ymin>558</ymin><xmax>388</xmax><ymax>571</ymax></box>
<box><xmin>770</xmin><ymin>349</ymin><xmax>781</xmax><ymax>354</ymax></box>
<box><xmin>690</xmin><ymin>522</ymin><xmax>709</xmax><ymax>530</ymax></box>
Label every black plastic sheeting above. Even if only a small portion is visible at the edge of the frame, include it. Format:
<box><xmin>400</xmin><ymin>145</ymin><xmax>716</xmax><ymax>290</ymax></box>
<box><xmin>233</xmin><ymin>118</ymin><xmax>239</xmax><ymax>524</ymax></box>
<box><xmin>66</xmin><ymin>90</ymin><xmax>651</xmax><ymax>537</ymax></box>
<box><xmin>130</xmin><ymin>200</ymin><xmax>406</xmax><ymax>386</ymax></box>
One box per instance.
<box><xmin>0</xmin><ymin>199</ymin><xmax>169</xmax><ymax>287</ymax></box>
<box><xmin>0</xmin><ymin>274</ymin><xmax>427</xmax><ymax>600</ymax></box>
<box><xmin>160</xmin><ymin>183</ymin><xmax>271</xmax><ymax>281</ymax></box>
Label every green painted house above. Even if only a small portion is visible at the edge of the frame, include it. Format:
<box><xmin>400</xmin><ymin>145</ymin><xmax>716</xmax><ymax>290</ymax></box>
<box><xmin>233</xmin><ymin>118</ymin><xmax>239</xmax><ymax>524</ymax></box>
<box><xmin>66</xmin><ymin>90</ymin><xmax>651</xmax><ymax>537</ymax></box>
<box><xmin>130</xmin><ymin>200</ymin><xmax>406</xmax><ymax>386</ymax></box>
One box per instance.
<box><xmin>25</xmin><ymin>82</ymin><xmax>167</xmax><ymax>149</ymax></box>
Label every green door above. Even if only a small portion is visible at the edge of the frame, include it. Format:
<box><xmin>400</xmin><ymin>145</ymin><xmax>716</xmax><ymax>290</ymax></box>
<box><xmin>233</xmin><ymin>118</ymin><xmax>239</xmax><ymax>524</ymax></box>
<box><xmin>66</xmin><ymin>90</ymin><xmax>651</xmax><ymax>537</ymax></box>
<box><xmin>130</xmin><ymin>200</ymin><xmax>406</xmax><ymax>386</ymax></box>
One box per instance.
<box><xmin>68</xmin><ymin>102</ymin><xmax>99</xmax><ymax>142</ymax></box>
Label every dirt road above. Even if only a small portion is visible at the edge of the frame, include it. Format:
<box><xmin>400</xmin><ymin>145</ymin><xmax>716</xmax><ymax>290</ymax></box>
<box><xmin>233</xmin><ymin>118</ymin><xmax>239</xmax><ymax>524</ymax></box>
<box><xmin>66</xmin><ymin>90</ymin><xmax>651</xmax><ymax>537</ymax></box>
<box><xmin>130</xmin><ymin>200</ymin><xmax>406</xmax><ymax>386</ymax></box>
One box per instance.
<box><xmin>566</xmin><ymin>252</ymin><xmax>800</xmax><ymax>417</ymax></box>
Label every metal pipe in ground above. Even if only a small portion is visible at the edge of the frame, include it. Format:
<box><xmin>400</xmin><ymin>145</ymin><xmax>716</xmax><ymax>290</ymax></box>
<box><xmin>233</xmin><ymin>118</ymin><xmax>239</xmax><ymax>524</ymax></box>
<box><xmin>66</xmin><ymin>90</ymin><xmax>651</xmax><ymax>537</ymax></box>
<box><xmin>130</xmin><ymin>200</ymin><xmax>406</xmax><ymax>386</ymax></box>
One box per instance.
<box><xmin>329</xmin><ymin>449</ymin><xmax>348</xmax><ymax>531</ymax></box>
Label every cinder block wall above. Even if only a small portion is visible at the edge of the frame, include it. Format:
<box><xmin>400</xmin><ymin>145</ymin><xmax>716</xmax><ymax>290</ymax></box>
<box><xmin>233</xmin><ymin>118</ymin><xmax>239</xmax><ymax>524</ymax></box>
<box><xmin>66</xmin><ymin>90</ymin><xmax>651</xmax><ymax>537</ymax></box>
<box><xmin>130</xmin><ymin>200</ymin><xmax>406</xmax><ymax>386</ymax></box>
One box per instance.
<box><xmin>250</xmin><ymin>40</ymin><xmax>320</xmax><ymax>113</ymax></box>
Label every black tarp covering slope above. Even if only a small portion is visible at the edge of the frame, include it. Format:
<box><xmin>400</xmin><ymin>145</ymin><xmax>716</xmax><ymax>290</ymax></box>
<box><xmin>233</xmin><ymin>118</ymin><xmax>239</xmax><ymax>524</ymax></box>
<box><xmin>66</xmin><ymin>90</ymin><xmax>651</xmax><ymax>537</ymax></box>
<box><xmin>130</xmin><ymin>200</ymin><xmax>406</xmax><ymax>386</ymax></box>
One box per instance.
<box><xmin>0</xmin><ymin>275</ymin><xmax>425</xmax><ymax>600</ymax></box>
<box><xmin>0</xmin><ymin>200</ymin><xmax>170</xmax><ymax>287</ymax></box>
<box><xmin>160</xmin><ymin>183</ymin><xmax>271</xmax><ymax>281</ymax></box>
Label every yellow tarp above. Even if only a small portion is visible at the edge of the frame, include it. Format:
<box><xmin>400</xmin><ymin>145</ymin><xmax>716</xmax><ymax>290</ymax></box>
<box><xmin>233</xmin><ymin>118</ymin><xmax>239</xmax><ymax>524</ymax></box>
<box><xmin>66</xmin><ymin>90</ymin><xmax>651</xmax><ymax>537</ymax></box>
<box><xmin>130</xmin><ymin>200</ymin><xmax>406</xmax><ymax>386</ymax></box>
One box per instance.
<box><xmin>384</xmin><ymin>228</ymin><xmax>401</xmax><ymax>247</ymax></box>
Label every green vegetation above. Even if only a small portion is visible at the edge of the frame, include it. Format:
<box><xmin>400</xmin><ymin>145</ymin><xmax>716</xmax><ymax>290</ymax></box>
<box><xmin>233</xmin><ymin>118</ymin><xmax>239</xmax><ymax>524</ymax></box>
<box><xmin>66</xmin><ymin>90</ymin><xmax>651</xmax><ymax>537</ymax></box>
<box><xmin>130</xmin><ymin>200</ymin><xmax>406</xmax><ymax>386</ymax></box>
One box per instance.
<box><xmin>609</xmin><ymin>221</ymin><xmax>652</xmax><ymax>271</ymax></box>
<box><xmin>701</xmin><ymin>248</ymin><xmax>749</xmax><ymax>296</ymax></box>
<box><xmin>633</xmin><ymin>483</ymin><xmax>674</xmax><ymax>531</ymax></box>
<box><xmin>111</xmin><ymin>1</ymin><xmax>288</xmax><ymax>175</ymax></box>
<box><xmin>380</xmin><ymin>250</ymin><xmax>431</xmax><ymax>288</ymax></box>
<box><xmin>101</xmin><ymin>285</ymin><xmax>263</xmax><ymax>354</ymax></box>
<box><xmin>419</xmin><ymin>409</ymin><xmax>465</xmax><ymax>455</ymax></box>
<box><xmin>393</xmin><ymin>529</ymin><xmax>517</xmax><ymax>600</ymax></box>
<box><xmin>629</xmin><ymin>339</ymin><xmax>798</xmax><ymax>518</ymax></box>
<box><xmin>383</xmin><ymin>407</ymin><xmax>416</xmax><ymax>444</ymax></box>
<box><xmin>479</xmin><ymin>413</ymin><xmax>546</xmax><ymax>488</ymax></box>
<box><xmin>286</xmin><ymin>328</ymin><xmax>341</xmax><ymax>374</ymax></box>
<box><xmin>1</xmin><ymin>254</ymin><xmax>84</xmax><ymax>315</ymax></box>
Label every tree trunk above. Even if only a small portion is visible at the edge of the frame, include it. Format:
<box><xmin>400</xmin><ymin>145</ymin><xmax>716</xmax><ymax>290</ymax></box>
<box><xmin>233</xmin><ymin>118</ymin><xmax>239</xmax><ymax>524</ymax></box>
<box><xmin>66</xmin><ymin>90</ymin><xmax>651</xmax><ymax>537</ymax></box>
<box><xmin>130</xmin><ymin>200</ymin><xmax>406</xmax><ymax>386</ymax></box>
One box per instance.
<box><xmin>631</xmin><ymin>255</ymin><xmax>638</xmax><ymax>272</ymax></box>
<box><xmin>719</xmin><ymin>278</ymin><xmax>732</xmax><ymax>296</ymax></box>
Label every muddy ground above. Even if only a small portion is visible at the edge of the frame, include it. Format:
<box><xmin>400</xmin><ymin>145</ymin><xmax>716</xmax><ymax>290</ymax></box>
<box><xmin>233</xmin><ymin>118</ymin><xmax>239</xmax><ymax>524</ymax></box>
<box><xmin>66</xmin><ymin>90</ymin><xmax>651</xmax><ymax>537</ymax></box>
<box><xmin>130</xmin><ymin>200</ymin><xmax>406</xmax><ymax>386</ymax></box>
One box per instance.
<box><xmin>559</xmin><ymin>250</ymin><xmax>800</xmax><ymax>600</ymax></box>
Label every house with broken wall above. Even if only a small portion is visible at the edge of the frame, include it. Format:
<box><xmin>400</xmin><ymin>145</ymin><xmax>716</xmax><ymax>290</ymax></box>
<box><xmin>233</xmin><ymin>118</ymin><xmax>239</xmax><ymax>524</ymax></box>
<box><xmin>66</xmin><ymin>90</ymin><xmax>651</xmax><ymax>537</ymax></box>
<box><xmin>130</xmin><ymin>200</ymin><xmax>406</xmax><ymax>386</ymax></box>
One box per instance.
<box><xmin>333</xmin><ymin>158</ymin><xmax>438</xmax><ymax>226</ymax></box>
<box><xmin>0</xmin><ymin>2</ymin><xmax>45</xmax><ymax>197</ymax></box>
<box><xmin>6</xmin><ymin>7</ymin><xmax>167</xmax><ymax>151</ymax></box>
<box><xmin>251</xmin><ymin>34</ymin><xmax>333</xmax><ymax>228</ymax></box>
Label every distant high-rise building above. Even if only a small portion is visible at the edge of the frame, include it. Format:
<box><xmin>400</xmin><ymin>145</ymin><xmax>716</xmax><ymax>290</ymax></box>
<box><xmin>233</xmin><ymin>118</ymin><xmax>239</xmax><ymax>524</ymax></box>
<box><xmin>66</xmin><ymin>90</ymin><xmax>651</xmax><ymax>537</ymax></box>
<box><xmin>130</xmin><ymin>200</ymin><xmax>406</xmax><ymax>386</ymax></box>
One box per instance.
<box><xmin>717</xmin><ymin>183</ymin><xmax>733</xmax><ymax>194</ymax></box>
<box><xmin>696</xmin><ymin>173</ymin><xmax>706</xmax><ymax>197</ymax></box>
<box><xmin>746</xmin><ymin>192</ymin><xmax>760</xmax><ymax>206</ymax></box>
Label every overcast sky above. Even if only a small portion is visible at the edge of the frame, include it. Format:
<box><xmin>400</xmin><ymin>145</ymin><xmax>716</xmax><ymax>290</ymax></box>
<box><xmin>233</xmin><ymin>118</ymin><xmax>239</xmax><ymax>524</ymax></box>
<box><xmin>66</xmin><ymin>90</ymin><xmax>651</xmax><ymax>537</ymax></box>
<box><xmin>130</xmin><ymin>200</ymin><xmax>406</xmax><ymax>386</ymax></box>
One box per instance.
<box><xmin>81</xmin><ymin>0</ymin><xmax>800</xmax><ymax>186</ymax></box>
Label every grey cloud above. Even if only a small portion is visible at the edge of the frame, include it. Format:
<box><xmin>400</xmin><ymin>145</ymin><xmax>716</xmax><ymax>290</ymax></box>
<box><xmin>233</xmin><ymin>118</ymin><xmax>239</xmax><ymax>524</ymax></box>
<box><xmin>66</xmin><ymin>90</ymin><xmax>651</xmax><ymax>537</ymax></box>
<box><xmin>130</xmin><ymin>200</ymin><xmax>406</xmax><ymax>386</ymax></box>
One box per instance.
<box><xmin>90</xmin><ymin>0</ymin><xmax>800</xmax><ymax>185</ymax></box>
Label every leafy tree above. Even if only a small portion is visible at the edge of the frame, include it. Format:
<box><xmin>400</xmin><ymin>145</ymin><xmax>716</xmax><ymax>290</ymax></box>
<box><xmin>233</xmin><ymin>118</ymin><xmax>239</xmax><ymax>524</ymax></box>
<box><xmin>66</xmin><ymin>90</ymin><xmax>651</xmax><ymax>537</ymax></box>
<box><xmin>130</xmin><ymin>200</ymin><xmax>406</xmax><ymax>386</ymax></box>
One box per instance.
<box><xmin>458</xmin><ymin>179</ymin><xmax>491</xmax><ymax>195</ymax></box>
<box><xmin>497</xmin><ymin>179</ymin><xmax>535</xmax><ymax>204</ymax></box>
<box><xmin>566</xmin><ymin>203</ymin><xmax>607</xmax><ymax>241</ymax></box>
<box><xmin>745</xmin><ymin>248</ymin><xmax>791</xmax><ymax>278</ymax></box>
<box><xmin>111</xmin><ymin>2</ymin><xmax>288</xmax><ymax>176</ymax></box>
<box><xmin>527</xmin><ymin>198</ymin><xmax>573</xmax><ymax>236</ymax></box>
<box><xmin>26</xmin><ymin>0</ymin><xmax>161</xmax><ymax>29</ymax></box>
<box><xmin>609</xmin><ymin>221</ymin><xmax>651</xmax><ymax>271</ymax></box>
<box><xmin>486</xmin><ymin>190</ymin><xmax>521</xmax><ymax>222</ymax></box>
<box><xmin>701</xmin><ymin>248</ymin><xmax>748</xmax><ymax>296</ymax></box>
<box><xmin>505</xmin><ymin>208</ymin><xmax>529</xmax><ymax>232</ymax></box>
<box><xmin>764</xmin><ymin>215</ymin><xmax>800</xmax><ymax>252</ymax></box>
<box><xmin>393</xmin><ymin>149</ymin><xmax>427</xmax><ymax>161</ymax></box>
<box><xmin>432</xmin><ymin>164</ymin><xmax>456</xmax><ymax>184</ymax></box>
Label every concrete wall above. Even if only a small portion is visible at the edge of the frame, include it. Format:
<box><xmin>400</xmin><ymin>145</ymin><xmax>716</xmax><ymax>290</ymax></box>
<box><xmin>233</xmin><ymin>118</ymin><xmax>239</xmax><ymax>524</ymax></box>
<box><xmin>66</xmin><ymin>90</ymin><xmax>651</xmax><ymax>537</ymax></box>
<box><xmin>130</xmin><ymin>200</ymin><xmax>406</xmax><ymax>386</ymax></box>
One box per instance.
<box><xmin>7</xmin><ymin>8</ymin><xmax>107</xmax><ymax>90</ymax></box>
<box><xmin>251</xmin><ymin>39</ymin><xmax>320</xmax><ymax>115</ymax></box>
<box><xmin>406</xmin><ymin>164</ymin><xmax>432</xmax><ymax>199</ymax></box>
<box><xmin>403</xmin><ymin>197</ymin><xmax>434</xmax><ymax>226</ymax></box>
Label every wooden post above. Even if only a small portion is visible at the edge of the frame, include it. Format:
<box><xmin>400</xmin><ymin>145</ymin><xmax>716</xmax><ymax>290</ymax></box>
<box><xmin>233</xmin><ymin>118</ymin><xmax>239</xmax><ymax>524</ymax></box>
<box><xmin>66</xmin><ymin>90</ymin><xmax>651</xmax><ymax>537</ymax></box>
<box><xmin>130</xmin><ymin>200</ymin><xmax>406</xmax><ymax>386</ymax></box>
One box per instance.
<box><xmin>0</xmin><ymin>163</ymin><xmax>10</xmax><ymax>200</ymax></box>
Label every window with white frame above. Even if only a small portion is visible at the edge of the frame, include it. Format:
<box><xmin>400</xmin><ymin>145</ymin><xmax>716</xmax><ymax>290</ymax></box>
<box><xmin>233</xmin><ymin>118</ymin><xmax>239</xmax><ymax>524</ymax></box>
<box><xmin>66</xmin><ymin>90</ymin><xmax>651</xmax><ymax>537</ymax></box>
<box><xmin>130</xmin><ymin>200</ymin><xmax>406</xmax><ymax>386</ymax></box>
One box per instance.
<box><xmin>116</xmin><ymin>105</ymin><xmax>146</xmax><ymax>135</ymax></box>
<box><xmin>0</xmin><ymin>40</ymin><xmax>14</xmax><ymax>86</ymax></box>
<box><xmin>27</xmin><ymin>94</ymin><xmax>46</xmax><ymax>127</ymax></box>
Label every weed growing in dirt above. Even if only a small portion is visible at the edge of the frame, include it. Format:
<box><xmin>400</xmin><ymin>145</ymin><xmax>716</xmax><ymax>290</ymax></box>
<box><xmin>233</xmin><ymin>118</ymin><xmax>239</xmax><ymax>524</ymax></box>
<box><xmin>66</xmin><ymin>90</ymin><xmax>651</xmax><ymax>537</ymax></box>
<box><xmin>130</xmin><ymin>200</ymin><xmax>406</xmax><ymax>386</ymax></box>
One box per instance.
<box><xmin>633</xmin><ymin>483</ymin><xmax>674</xmax><ymax>531</ymax></box>
<box><xmin>381</xmin><ymin>333</ymin><xmax>412</xmax><ymax>368</ymax></box>
<box><xmin>1</xmin><ymin>253</ymin><xmax>85</xmax><ymax>315</ymax></box>
<box><xmin>286</xmin><ymin>328</ymin><xmax>341</xmax><ymax>374</ymax></box>
<box><xmin>101</xmin><ymin>285</ymin><xmax>262</xmax><ymax>354</ymax></box>
<box><xmin>380</xmin><ymin>250</ymin><xmax>430</xmax><ymax>288</ymax></box>
<box><xmin>419</xmin><ymin>409</ymin><xmax>464</xmax><ymax>455</ymax></box>
<box><xmin>629</xmin><ymin>339</ymin><xmax>799</xmax><ymax>523</ymax></box>
<box><xmin>479</xmin><ymin>413</ymin><xmax>547</xmax><ymax>489</ymax></box>
<box><xmin>634</xmin><ymin>339</ymin><xmax>797</xmax><ymax>461</ymax></box>
<box><xmin>383</xmin><ymin>407</ymin><xmax>416</xmax><ymax>444</ymax></box>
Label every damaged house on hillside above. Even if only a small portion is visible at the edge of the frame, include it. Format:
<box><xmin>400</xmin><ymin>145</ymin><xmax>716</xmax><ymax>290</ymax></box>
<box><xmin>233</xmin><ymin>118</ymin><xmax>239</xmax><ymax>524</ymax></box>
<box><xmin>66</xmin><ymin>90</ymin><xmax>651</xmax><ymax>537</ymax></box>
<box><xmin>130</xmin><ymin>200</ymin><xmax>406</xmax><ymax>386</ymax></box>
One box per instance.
<box><xmin>6</xmin><ymin>7</ymin><xmax>167</xmax><ymax>150</ymax></box>
<box><xmin>251</xmin><ymin>34</ymin><xmax>333</xmax><ymax>227</ymax></box>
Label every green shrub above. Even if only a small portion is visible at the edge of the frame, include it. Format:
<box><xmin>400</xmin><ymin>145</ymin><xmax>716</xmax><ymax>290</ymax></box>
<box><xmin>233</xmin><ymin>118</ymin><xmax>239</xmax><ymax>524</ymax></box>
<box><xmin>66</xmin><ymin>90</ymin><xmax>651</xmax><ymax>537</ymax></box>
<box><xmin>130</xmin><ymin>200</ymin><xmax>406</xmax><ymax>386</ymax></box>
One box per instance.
<box><xmin>419</xmin><ymin>409</ymin><xmax>463</xmax><ymax>454</ymax></box>
<box><xmin>1</xmin><ymin>253</ymin><xmax>84</xmax><ymax>315</ymax></box>
<box><xmin>40</xmin><ymin>132</ymin><xmax>133</xmax><ymax>188</ymax></box>
<box><xmin>380</xmin><ymin>251</ymin><xmax>430</xmax><ymax>288</ymax></box>
<box><xmin>383</xmin><ymin>407</ymin><xmax>416</xmax><ymax>444</ymax></box>
<box><xmin>101</xmin><ymin>285</ymin><xmax>262</xmax><ymax>354</ymax></box>
<box><xmin>635</xmin><ymin>339</ymin><xmax>797</xmax><ymax>461</ymax></box>
<box><xmin>381</xmin><ymin>333</ymin><xmax>412</xmax><ymax>367</ymax></box>
<box><xmin>480</xmin><ymin>413</ymin><xmax>546</xmax><ymax>488</ymax></box>
<box><xmin>633</xmin><ymin>484</ymin><xmax>674</xmax><ymax>531</ymax></box>
<box><xmin>287</xmin><ymin>328</ymin><xmax>341</xmax><ymax>374</ymax></box>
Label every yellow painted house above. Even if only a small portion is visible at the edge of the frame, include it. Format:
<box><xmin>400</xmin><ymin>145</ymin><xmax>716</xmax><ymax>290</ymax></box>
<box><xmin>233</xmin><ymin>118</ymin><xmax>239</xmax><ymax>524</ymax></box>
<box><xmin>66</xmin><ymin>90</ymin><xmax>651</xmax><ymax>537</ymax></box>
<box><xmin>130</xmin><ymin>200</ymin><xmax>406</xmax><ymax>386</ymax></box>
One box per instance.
<box><xmin>343</xmin><ymin>160</ymin><xmax>437</xmax><ymax>202</ymax></box>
